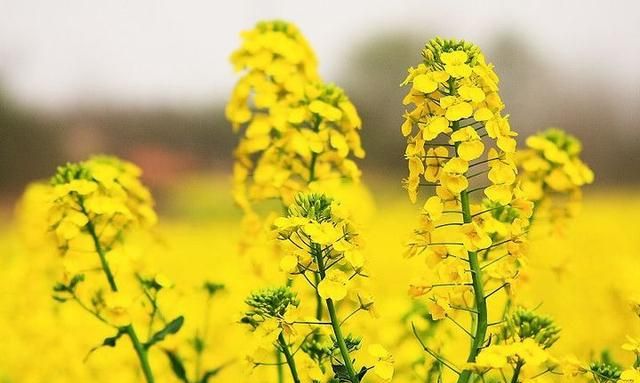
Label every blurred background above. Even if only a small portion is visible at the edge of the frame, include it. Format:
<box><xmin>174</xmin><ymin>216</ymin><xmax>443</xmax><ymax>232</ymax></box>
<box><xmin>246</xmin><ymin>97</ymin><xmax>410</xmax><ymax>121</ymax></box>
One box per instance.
<box><xmin>1</xmin><ymin>0</ymin><xmax>639</xmax><ymax>209</ymax></box>
<box><xmin>1</xmin><ymin>2</ymin><xmax>640</xmax><ymax>381</ymax></box>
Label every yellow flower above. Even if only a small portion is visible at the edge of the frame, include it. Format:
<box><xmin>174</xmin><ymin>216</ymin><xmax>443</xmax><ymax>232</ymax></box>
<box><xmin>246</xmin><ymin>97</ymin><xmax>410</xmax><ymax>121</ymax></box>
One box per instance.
<box><xmin>441</xmin><ymin>50</ymin><xmax>471</xmax><ymax>78</ymax></box>
<box><xmin>622</xmin><ymin>335</ymin><xmax>640</xmax><ymax>356</ymax></box>
<box><xmin>368</xmin><ymin>344</ymin><xmax>394</xmax><ymax>381</ymax></box>
<box><xmin>621</xmin><ymin>369</ymin><xmax>640</xmax><ymax>383</ymax></box>
<box><xmin>344</xmin><ymin>249</ymin><xmax>365</xmax><ymax>269</ymax></box>
<box><xmin>154</xmin><ymin>273</ymin><xmax>172</xmax><ymax>288</ymax></box>
<box><xmin>461</xmin><ymin>222</ymin><xmax>492</xmax><ymax>251</ymax></box>
<box><xmin>302</xmin><ymin>222</ymin><xmax>342</xmax><ymax>246</ymax></box>
<box><xmin>103</xmin><ymin>291</ymin><xmax>132</xmax><ymax>327</ymax></box>
<box><xmin>425</xmin><ymin>146</ymin><xmax>449</xmax><ymax>182</ymax></box>
<box><xmin>512</xmin><ymin>339</ymin><xmax>550</xmax><ymax>367</ymax></box>
<box><xmin>474</xmin><ymin>344</ymin><xmax>510</xmax><ymax>369</ymax></box>
<box><xmin>560</xmin><ymin>355</ymin><xmax>586</xmax><ymax>378</ymax></box>
<box><xmin>298</xmin><ymin>352</ymin><xmax>325</xmax><ymax>382</ymax></box>
<box><xmin>254</xmin><ymin>318</ymin><xmax>282</xmax><ymax>350</ymax></box>
<box><xmin>423</xmin><ymin>196</ymin><xmax>444</xmax><ymax>221</ymax></box>
<box><xmin>485</xmin><ymin>184</ymin><xmax>513</xmax><ymax>205</ymax></box>
<box><xmin>441</xmin><ymin>158</ymin><xmax>469</xmax><ymax>195</ymax></box>
<box><xmin>309</xmin><ymin>100</ymin><xmax>343</xmax><ymax>121</ymax></box>
<box><xmin>440</xmin><ymin>96</ymin><xmax>473</xmax><ymax>121</ymax></box>
<box><xmin>401</xmin><ymin>116</ymin><xmax>414</xmax><ymax>137</ymax></box>
<box><xmin>279</xmin><ymin>254</ymin><xmax>298</xmax><ymax>273</ymax></box>
<box><xmin>422</xmin><ymin>116</ymin><xmax>450</xmax><ymax>140</ymax></box>
<box><xmin>67</xmin><ymin>179</ymin><xmax>98</xmax><ymax>196</ymax></box>
<box><xmin>318</xmin><ymin>269</ymin><xmax>349</xmax><ymax>301</ymax></box>
<box><xmin>459</xmin><ymin>85</ymin><xmax>485</xmax><ymax>103</ymax></box>
<box><xmin>412</xmin><ymin>71</ymin><xmax>449</xmax><ymax>93</ymax></box>
<box><xmin>426</xmin><ymin>296</ymin><xmax>451</xmax><ymax>320</ymax></box>
<box><xmin>451</xmin><ymin>127</ymin><xmax>485</xmax><ymax>160</ymax></box>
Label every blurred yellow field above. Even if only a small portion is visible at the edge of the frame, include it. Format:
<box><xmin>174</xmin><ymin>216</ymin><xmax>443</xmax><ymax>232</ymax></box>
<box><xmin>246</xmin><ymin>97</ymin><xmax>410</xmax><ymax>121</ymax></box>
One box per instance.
<box><xmin>1</xmin><ymin>178</ymin><xmax>638</xmax><ymax>382</ymax></box>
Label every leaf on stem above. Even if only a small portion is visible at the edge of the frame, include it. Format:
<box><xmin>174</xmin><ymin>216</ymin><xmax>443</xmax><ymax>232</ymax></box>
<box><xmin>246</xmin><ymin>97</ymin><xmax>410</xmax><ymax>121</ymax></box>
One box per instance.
<box><xmin>145</xmin><ymin>316</ymin><xmax>185</xmax><ymax>349</ymax></box>
<box><xmin>163</xmin><ymin>349</ymin><xmax>189</xmax><ymax>383</ymax></box>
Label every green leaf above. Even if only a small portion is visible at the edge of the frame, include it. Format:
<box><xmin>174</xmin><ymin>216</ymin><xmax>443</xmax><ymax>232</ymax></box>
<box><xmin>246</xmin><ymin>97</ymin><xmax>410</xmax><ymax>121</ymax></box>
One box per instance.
<box><xmin>163</xmin><ymin>349</ymin><xmax>189</xmax><ymax>383</ymax></box>
<box><xmin>356</xmin><ymin>366</ymin><xmax>369</xmax><ymax>380</ymax></box>
<box><xmin>68</xmin><ymin>273</ymin><xmax>85</xmax><ymax>290</ymax></box>
<box><xmin>144</xmin><ymin>316</ymin><xmax>184</xmax><ymax>349</ymax></box>
<box><xmin>84</xmin><ymin>328</ymin><xmax>126</xmax><ymax>362</ymax></box>
<box><xmin>200</xmin><ymin>363</ymin><xmax>230</xmax><ymax>383</ymax></box>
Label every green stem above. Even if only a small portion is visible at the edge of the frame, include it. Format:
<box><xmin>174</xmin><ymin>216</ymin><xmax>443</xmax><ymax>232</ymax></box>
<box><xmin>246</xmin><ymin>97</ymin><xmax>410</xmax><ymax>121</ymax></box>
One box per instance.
<box><xmin>313</xmin><ymin>272</ymin><xmax>324</xmax><ymax>320</ymax></box>
<box><xmin>125</xmin><ymin>325</ymin><xmax>155</xmax><ymax>383</ymax></box>
<box><xmin>510</xmin><ymin>360</ymin><xmax>523</xmax><ymax>383</ymax></box>
<box><xmin>79</xmin><ymin>197</ymin><xmax>155</xmax><ymax>383</ymax></box>
<box><xmin>313</xmin><ymin>245</ymin><xmax>359</xmax><ymax>382</ymax></box>
<box><xmin>276</xmin><ymin>348</ymin><xmax>284</xmax><ymax>383</ymax></box>
<box><xmin>278</xmin><ymin>333</ymin><xmax>301</xmax><ymax>383</ymax></box>
<box><xmin>450</xmin><ymin>117</ymin><xmax>488</xmax><ymax>383</ymax></box>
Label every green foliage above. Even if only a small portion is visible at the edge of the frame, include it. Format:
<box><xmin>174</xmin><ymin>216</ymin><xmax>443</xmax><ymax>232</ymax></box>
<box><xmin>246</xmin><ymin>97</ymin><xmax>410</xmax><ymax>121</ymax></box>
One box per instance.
<box><xmin>241</xmin><ymin>286</ymin><xmax>299</xmax><ymax>327</ymax></box>
<box><xmin>590</xmin><ymin>352</ymin><xmax>622</xmax><ymax>383</ymax></box>
<box><xmin>144</xmin><ymin>316</ymin><xmax>185</xmax><ymax>349</ymax></box>
<box><xmin>500</xmin><ymin>307</ymin><xmax>561</xmax><ymax>349</ymax></box>
<box><xmin>288</xmin><ymin>193</ymin><xmax>334</xmax><ymax>222</ymax></box>
<box><xmin>164</xmin><ymin>349</ymin><xmax>189</xmax><ymax>383</ymax></box>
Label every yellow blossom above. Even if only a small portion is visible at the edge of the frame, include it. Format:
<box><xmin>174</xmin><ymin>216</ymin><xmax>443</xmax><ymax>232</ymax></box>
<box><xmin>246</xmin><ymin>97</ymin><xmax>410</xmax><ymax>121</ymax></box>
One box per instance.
<box><xmin>318</xmin><ymin>269</ymin><xmax>349</xmax><ymax>301</ymax></box>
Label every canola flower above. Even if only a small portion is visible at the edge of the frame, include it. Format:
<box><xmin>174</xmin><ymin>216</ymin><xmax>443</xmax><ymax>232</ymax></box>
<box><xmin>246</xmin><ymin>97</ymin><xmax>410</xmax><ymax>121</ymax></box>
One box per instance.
<box><xmin>47</xmin><ymin>156</ymin><xmax>183</xmax><ymax>383</ymax></box>
<box><xmin>227</xmin><ymin>20</ymin><xmax>364</xmax><ymax>213</ymax></box>
<box><xmin>240</xmin><ymin>193</ymin><xmax>392</xmax><ymax>383</ymax></box>
<box><xmin>400</xmin><ymin>37</ymin><xmax>537</xmax><ymax>383</ymax></box>
<box><xmin>516</xmin><ymin>128</ymin><xmax>594</xmax><ymax>231</ymax></box>
<box><xmin>227</xmin><ymin>20</ymin><xmax>370</xmax><ymax>382</ymax></box>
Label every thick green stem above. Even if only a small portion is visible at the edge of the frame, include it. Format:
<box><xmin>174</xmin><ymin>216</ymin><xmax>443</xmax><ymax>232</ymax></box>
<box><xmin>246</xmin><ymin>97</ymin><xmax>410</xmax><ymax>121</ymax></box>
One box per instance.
<box><xmin>79</xmin><ymin>198</ymin><xmax>155</xmax><ymax>383</ymax></box>
<box><xmin>278</xmin><ymin>333</ymin><xmax>301</xmax><ymax>383</ymax></box>
<box><xmin>451</xmin><ymin>119</ymin><xmax>488</xmax><ymax>383</ymax></box>
<box><xmin>276</xmin><ymin>348</ymin><xmax>284</xmax><ymax>383</ymax></box>
<box><xmin>313</xmin><ymin>245</ymin><xmax>359</xmax><ymax>382</ymax></box>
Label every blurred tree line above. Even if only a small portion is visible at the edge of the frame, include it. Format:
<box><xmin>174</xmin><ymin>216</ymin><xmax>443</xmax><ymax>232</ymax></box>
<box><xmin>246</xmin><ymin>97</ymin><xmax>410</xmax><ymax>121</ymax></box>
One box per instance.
<box><xmin>1</xmin><ymin>31</ymin><xmax>638</xmax><ymax>203</ymax></box>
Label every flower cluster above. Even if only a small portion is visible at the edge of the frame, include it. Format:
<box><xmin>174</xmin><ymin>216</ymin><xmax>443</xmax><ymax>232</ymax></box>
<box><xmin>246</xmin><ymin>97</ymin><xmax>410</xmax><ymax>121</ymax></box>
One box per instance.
<box><xmin>273</xmin><ymin>193</ymin><xmax>366</xmax><ymax>302</ymax></box>
<box><xmin>517</xmin><ymin>128</ymin><xmax>594</xmax><ymax>226</ymax></box>
<box><xmin>402</xmin><ymin>38</ymin><xmax>533</xmax><ymax>317</ymax></box>
<box><xmin>465</xmin><ymin>309</ymin><xmax>560</xmax><ymax>381</ymax></box>
<box><xmin>240</xmin><ymin>193</ymin><xmax>392</xmax><ymax>383</ymax></box>
<box><xmin>401</xmin><ymin>38</ymin><xmax>538</xmax><ymax>383</ymax></box>
<box><xmin>233</xmin><ymin>82</ymin><xmax>365</xmax><ymax>211</ymax></box>
<box><xmin>401</xmin><ymin>37</ymin><xmax>518</xmax><ymax>205</ymax></box>
<box><xmin>49</xmin><ymin>156</ymin><xmax>156</xmax><ymax>251</ymax></box>
<box><xmin>226</xmin><ymin>20</ymin><xmax>319</xmax><ymax>128</ymax></box>
<box><xmin>227</xmin><ymin>20</ymin><xmax>364</xmax><ymax>214</ymax></box>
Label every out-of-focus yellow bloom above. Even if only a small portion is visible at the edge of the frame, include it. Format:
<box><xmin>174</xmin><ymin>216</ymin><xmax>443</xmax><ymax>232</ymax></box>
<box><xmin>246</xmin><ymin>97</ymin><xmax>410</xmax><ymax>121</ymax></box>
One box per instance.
<box><xmin>103</xmin><ymin>291</ymin><xmax>132</xmax><ymax>326</ymax></box>
<box><xmin>368</xmin><ymin>343</ymin><xmax>394</xmax><ymax>381</ymax></box>
<box><xmin>621</xmin><ymin>369</ymin><xmax>640</xmax><ymax>383</ymax></box>
<box><xmin>517</xmin><ymin>128</ymin><xmax>594</xmax><ymax>230</ymax></box>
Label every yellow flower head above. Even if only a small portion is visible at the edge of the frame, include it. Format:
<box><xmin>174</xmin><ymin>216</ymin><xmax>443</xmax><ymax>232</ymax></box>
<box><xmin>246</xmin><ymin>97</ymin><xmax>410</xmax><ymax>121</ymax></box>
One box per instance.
<box><xmin>49</xmin><ymin>156</ymin><xmax>156</xmax><ymax>250</ymax></box>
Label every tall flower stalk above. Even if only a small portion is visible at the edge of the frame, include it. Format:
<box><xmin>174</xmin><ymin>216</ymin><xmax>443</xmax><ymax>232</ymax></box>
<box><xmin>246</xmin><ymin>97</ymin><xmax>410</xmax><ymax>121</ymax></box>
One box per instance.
<box><xmin>227</xmin><ymin>20</ymin><xmax>369</xmax><ymax>382</ymax></box>
<box><xmin>400</xmin><ymin>38</ymin><xmax>533</xmax><ymax>383</ymax></box>
<box><xmin>48</xmin><ymin>156</ymin><xmax>183</xmax><ymax>383</ymax></box>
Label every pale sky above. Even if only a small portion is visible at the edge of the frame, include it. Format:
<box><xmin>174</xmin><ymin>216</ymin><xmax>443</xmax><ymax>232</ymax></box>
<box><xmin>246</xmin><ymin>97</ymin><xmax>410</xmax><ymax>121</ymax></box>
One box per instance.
<box><xmin>1</xmin><ymin>0</ymin><xmax>638</xmax><ymax>108</ymax></box>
